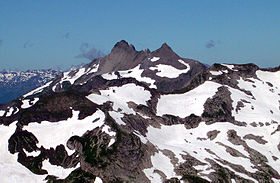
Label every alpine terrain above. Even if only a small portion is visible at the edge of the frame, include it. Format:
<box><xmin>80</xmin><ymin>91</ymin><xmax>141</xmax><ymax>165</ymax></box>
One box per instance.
<box><xmin>0</xmin><ymin>69</ymin><xmax>61</xmax><ymax>104</ymax></box>
<box><xmin>0</xmin><ymin>40</ymin><xmax>280</xmax><ymax>183</ymax></box>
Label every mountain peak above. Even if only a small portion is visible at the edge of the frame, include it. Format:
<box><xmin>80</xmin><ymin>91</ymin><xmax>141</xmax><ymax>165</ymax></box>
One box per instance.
<box><xmin>153</xmin><ymin>42</ymin><xmax>179</xmax><ymax>58</ymax></box>
<box><xmin>112</xmin><ymin>40</ymin><xmax>136</xmax><ymax>52</ymax></box>
<box><xmin>160</xmin><ymin>42</ymin><xmax>171</xmax><ymax>50</ymax></box>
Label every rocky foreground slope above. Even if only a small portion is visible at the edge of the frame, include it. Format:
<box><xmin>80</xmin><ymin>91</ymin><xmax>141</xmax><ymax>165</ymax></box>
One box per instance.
<box><xmin>0</xmin><ymin>40</ymin><xmax>280</xmax><ymax>183</ymax></box>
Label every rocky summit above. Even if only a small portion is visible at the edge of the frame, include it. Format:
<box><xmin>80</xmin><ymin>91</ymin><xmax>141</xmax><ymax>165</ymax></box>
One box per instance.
<box><xmin>0</xmin><ymin>40</ymin><xmax>280</xmax><ymax>183</ymax></box>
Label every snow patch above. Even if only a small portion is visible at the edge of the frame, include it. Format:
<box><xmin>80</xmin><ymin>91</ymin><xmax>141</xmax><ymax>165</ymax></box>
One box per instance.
<box><xmin>0</xmin><ymin>110</ymin><xmax>5</xmax><ymax>117</ymax></box>
<box><xmin>21</xmin><ymin>98</ymin><xmax>39</xmax><ymax>109</ymax></box>
<box><xmin>143</xmin><ymin>151</ymin><xmax>180</xmax><ymax>182</ymax></box>
<box><xmin>23</xmin><ymin>149</ymin><xmax>41</xmax><ymax>157</ymax></box>
<box><xmin>94</xmin><ymin>177</ymin><xmax>103</xmax><ymax>183</ymax></box>
<box><xmin>6</xmin><ymin>107</ymin><xmax>14</xmax><ymax>117</ymax></box>
<box><xmin>0</xmin><ymin>122</ymin><xmax>46</xmax><ymax>182</ymax></box>
<box><xmin>102</xmin><ymin>125</ymin><xmax>116</xmax><ymax>147</ymax></box>
<box><xmin>87</xmin><ymin>84</ymin><xmax>151</xmax><ymax>115</ymax></box>
<box><xmin>150</xmin><ymin>57</ymin><xmax>160</xmax><ymax>62</ymax></box>
<box><xmin>150</xmin><ymin>63</ymin><xmax>190</xmax><ymax>78</ymax></box>
<box><xmin>23</xmin><ymin>109</ymin><xmax>106</xmax><ymax>155</ymax></box>
<box><xmin>42</xmin><ymin>160</ymin><xmax>79</xmax><ymax>179</ymax></box>
<box><xmin>23</xmin><ymin>81</ymin><xmax>52</xmax><ymax>98</ymax></box>
<box><xmin>157</xmin><ymin>81</ymin><xmax>221</xmax><ymax>118</ymax></box>
<box><xmin>102</xmin><ymin>65</ymin><xmax>156</xmax><ymax>88</ymax></box>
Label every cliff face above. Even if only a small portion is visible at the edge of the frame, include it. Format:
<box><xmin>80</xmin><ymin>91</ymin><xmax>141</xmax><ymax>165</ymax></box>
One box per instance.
<box><xmin>0</xmin><ymin>41</ymin><xmax>280</xmax><ymax>183</ymax></box>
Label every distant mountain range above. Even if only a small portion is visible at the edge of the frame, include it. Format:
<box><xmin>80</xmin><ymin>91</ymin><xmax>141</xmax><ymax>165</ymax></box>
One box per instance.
<box><xmin>0</xmin><ymin>69</ymin><xmax>61</xmax><ymax>104</ymax></box>
<box><xmin>0</xmin><ymin>40</ymin><xmax>280</xmax><ymax>182</ymax></box>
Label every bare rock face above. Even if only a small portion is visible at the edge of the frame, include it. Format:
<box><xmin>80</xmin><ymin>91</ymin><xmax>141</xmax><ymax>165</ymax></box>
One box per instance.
<box><xmin>1</xmin><ymin>41</ymin><xmax>280</xmax><ymax>183</ymax></box>
<box><xmin>97</xmin><ymin>40</ymin><xmax>149</xmax><ymax>74</ymax></box>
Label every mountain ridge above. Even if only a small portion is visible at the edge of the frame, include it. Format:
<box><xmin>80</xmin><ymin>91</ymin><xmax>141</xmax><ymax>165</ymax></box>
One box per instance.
<box><xmin>0</xmin><ymin>41</ymin><xmax>280</xmax><ymax>183</ymax></box>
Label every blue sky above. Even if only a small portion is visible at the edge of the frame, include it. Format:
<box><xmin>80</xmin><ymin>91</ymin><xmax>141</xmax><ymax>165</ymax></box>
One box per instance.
<box><xmin>0</xmin><ymin>0</ymin><xmax>279</xmax><ymax>70</ymax></box>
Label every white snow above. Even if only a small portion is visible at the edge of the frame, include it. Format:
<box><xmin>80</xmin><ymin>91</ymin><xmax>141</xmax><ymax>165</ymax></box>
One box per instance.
<box><xmin>23</xmin><ymin>149</ymin><xmax>41</xmax><ymax>157</ymax></box>
<box><xmin>144</xmin><ymin>119</ymin><xmax>280</xmax><ymax>182</ymax></box>
<box><xmin>60</xmin><ymin>67</ymin><xmax>86</xmax><ymax>85</ymax></box>
<box><xmin>102</xmin><ymin>65</ymin><xmax>157</xmax><ymax>88</ymax></box>
<box><xmin>87</xmin><ymin>84</ymin><xmax>151</xmax><ymax>115</ymax></box>
<box><xmin>102</xmin><ymin>125</ymin><xmax>116</xmax><ymax>147</ymax></box>
<box><xmin>21</xmin><ymin>98</ymin><xmax>39</xmax><ymax>109</ymax></box>
<box><xmin>150</xmin><ymin>57</ymin><xmax>160</xmax><ymax>62</ymax></box>
<box><xmin>102</xmin><ymin>73</ymin><xmax>118</xmax><ymax>80</ymax></box>
<box><xmin>108</xmin><ymin>111</ymin><xmax>126</xmax><ymax>125</ymax></box>
<box><xmin>229</xmin><ymin>76</ymin><xmax>280</xmax><ymax>124</ymax></box>
<box><xmin>157</xmin><ymin>81</ymin><xmax>221</xmax><ymax>118</ymax></box>
<box><xmin>145</xmin><ymin>122</ymin><xmax>259</xmax><ymax>181</ymax></box>
<box><xmin>42</xmin><ymin>160</ymin><xmax>79</xmax><ymax>179</ymax></box>
<box><xmin>210</xmin><ymin>70</ymin><xmax>223</xmax><ymax>76</ymax></box>
<box><xmin>6</xmin><ymin>107</ymin><xmax>14</xmax><ymax>117</ymax></box>
<box><xmin>23</xmin><ymin>81</ymin><xmax>52</xmax><ymax>98</ymax></box>
<box><xmin>256</xmin><ymin>70</ymin><xmax>280</xmax><ymax>90</ymax></box>
<box><xmin>86</xmin><ymin>93</ymin><xmax>108</xmax><ymax>105</ymax></box>
<box><xmin>0</xmin><ymin>122</ymin><xmax>46</xmax><ymax>183</ymax></box>
<box><xmin>221</xmin><ymin>64</ymin><xmax>235</xmax><ymax>70</ymax></box>
<box><xmin>143</xmin><ymin>151</ymin><xmax>180</xmax><ymax>182</ymax></box>
<box><xmin>94</xmin><ymin>177</ymin><xmax>103</xmax><ymax>183</ymax></box>
<box><xmin>0</xmin><ymin>110</ymin><xmax>5</xmax><ymax>117</ymax></box>
<box><xmin>23</xmin><ymin>109</ymin><xmax>106</xmax><ymax>155</ymax></box>
<box><xmin>86</xmin><ymin>63</ymin><xmax>100</xmax><ymax>74</ymax></box>
<box><xmin>149</xmin><ymin>62</ymin><xmax>190</xmax><ymax>78</ymax></box>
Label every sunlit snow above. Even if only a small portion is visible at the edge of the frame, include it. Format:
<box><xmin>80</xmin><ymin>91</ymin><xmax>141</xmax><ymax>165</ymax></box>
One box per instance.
<box><xmin>157</xmin><ymin>81</ymin><xmax>221</xmax><ymax>118</ymax></box>
<box><xmin>23</xmin><ymin>110</ymin><xmax>106</xmax><ymax>155</ymax></box>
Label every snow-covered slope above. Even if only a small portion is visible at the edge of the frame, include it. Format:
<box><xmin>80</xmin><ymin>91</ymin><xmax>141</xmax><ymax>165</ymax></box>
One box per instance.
<box><xmin>0</xmin><ymin>41</ymin><xmax>280</xmax><ymax>183</ymax></box>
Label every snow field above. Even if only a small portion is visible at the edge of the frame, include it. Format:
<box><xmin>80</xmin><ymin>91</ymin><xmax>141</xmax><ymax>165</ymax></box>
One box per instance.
<box><xmin>229</xmin><ymin>76</ymin><xmax>280</xmax><ymax>124</ymax></box>
<box><xmin>42</xmin><ymin>160</ymin><xmax>79</xmax><ymax>180</ymax></box>
<box><xmin>87</xmin><ymin>83</ymin><xmax>151</xmax><ymax>118</ymax></box>
<box><xmin>157</xmin><ymin>81</ymin><xmax>221</xmax><ymax>118</ymax></box>
<box><xmin>23</xmin><ymin>109</ymin><xmax>106</xmax><ymax>155</ymax></box>
<box><xmin>102</xmin><ymin>65</ymin><xmax>157</xmax><ymax>88</ymax></box>
<box><xmin>143</xmin><ymin>151</ymin><xmax>180</xmax><ymax>183</ymax></box>
<box><xmin>142</xmin><ymin>120</ymin><xmax>280</xmax><ymax>182</ymax></box>
<box><xmin>0</xmin><ymin>122</ymin><xmax>46</xmax><ymax>183</ymax></box>
<box><xmin>149</xmin><ymin>59</ymin><xmax>190</xmax><ymax>78</ymax></box>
